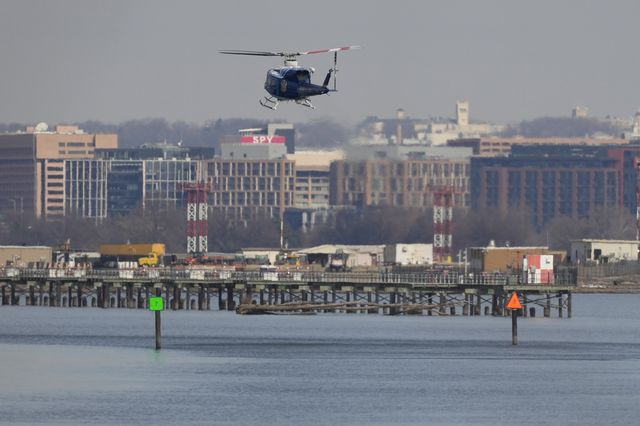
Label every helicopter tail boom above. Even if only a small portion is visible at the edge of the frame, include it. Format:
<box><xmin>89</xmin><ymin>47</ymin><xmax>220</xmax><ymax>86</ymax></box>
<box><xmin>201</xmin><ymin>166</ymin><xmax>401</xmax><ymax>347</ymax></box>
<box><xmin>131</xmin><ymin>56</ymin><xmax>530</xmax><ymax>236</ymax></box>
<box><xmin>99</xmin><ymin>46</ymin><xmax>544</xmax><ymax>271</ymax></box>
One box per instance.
<box><xmin>322</xmin><ymin>69</ymin><xmax>333</xmax><ymax>87</ymax></box>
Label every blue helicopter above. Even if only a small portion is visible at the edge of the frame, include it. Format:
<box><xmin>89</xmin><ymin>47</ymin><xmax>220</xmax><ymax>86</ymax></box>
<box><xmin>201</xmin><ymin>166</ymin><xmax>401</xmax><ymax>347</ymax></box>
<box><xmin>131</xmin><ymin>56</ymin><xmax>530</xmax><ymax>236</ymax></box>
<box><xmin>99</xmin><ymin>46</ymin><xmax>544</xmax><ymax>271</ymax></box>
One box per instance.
<box><xmin>219</xmin><ymin>46</ymin><xmax>360</xmax><ymax>110</ymax></box>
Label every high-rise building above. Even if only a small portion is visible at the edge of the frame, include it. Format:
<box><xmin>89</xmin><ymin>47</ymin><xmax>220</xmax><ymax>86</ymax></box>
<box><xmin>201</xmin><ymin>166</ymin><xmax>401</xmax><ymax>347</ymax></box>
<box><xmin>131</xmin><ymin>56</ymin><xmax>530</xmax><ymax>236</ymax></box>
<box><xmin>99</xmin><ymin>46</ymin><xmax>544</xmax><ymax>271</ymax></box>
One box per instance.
<box><xmin>0</xmin><ymin>124</ymin><xmax>117</xmax><ymax>218</ymax></box>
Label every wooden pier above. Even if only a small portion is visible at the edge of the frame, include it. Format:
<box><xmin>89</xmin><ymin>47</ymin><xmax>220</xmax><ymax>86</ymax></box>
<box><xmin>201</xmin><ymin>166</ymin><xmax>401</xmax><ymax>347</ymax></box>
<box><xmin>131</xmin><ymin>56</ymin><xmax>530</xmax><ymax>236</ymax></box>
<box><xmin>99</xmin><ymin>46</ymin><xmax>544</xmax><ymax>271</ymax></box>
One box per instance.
<box><xmin>0</xmin><ymin>268</ymin><xmax>575</xmax><ymax>318</ymax></box>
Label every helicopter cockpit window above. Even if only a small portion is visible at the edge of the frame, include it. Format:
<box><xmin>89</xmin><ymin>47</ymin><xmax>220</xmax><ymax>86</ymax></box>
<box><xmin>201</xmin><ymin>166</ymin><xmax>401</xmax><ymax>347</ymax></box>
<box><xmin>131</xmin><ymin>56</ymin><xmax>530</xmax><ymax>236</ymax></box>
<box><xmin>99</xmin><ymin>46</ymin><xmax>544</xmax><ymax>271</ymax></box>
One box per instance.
<box><xmin>296</xmin><ymin>71</ymin><xmax>310</xmax><ymax>84</ymax></box>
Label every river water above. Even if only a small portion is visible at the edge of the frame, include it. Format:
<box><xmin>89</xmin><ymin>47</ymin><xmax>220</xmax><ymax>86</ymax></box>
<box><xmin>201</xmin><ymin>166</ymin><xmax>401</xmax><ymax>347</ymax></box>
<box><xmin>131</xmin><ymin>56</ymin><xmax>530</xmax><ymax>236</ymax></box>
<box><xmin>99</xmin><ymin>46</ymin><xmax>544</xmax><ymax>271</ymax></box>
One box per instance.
<box><xmin>1</xmin><ymin>294</ymin><xmax>639</xmax><ymax>425</ymax></box>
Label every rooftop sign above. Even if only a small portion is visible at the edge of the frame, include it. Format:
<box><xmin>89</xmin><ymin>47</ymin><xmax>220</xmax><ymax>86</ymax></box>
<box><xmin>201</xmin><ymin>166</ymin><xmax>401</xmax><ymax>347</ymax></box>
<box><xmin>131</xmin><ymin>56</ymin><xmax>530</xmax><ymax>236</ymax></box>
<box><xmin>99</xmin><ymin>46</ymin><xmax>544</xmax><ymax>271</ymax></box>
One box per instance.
<box><xmin>240</xmin><ymin>135</ymin><xmax>285</xmax><ymax>144</ymax></box>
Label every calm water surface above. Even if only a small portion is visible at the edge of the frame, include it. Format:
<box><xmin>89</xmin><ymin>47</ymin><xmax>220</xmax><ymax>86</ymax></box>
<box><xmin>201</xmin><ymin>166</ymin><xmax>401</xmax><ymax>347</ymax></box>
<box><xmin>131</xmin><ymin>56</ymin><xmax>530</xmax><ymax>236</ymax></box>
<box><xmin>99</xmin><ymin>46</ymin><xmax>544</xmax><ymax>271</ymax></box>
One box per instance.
<box><xmin>1</xmin><ymin>294</ymin><xmax>640</xmax><ymax>425</ymax></box>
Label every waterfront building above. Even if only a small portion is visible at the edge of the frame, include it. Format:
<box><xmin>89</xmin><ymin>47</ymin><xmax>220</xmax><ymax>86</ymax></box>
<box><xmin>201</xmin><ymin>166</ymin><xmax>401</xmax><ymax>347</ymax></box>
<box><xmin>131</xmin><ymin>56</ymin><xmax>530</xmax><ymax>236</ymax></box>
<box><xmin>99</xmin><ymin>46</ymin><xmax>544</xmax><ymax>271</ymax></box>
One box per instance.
<box><xmin>0</xmin><ymin>245</ymin><xmax>53</xmax><ymax>267</ymax></box>
<box><xmin>569</xmin><ymin>239</ymin><xmax>639</xmax><ymax>263</ymax></box>
<box><xmin>468</xmin><ymin>244</ymin><xmax>564</xmax><ymax>274</ymax></box>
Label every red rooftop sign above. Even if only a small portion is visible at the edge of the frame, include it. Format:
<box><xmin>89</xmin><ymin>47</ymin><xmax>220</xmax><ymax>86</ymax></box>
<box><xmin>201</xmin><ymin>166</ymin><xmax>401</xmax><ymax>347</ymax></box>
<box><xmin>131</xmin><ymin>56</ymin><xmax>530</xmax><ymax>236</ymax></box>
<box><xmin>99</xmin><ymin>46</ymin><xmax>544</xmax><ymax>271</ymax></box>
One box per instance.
<box><xmin>240</xmin><ymin>135</ymin><xmax>285</xmax><ymax>144</ymax></box>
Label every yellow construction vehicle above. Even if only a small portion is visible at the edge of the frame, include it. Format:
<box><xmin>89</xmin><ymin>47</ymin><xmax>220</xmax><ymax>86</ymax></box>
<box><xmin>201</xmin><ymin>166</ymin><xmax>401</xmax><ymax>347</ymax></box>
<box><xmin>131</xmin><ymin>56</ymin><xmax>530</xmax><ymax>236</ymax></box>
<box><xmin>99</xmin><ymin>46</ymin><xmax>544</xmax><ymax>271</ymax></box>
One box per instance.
<box><xmin>99</xmin><ymin>243</ymin><xmax>166</xmax><ymax>267</ymax></box>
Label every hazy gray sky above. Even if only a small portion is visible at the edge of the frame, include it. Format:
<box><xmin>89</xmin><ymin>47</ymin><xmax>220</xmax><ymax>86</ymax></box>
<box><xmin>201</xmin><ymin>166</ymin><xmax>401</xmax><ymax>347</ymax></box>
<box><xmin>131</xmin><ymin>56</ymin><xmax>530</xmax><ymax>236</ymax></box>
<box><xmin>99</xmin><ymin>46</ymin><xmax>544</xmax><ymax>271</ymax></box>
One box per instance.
<box><xmin>1</xmin><ymin>0</ymin><xmax>639</xmax><ymax>125</ymax></box>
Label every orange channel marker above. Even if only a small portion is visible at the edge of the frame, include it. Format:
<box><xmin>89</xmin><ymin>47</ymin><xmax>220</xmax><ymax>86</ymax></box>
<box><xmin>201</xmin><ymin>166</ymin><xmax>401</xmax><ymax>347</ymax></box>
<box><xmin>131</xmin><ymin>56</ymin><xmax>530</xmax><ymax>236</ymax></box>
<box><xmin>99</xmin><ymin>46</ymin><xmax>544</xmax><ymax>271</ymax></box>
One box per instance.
<box><xmin>506</xmin><ymin>291</ymin><xmax>523</xmax><ymax>310</ymax></box>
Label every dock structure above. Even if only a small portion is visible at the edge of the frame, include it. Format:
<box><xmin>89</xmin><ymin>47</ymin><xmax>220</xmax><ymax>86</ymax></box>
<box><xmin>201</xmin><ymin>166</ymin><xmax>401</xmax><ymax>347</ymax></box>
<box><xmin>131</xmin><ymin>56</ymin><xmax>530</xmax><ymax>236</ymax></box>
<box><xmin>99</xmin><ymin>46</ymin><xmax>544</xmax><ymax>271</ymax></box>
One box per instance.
<box><xmin>0</xmin><ymin>268</ymin><xmax>575</xmax><ymax>318</ymax></box>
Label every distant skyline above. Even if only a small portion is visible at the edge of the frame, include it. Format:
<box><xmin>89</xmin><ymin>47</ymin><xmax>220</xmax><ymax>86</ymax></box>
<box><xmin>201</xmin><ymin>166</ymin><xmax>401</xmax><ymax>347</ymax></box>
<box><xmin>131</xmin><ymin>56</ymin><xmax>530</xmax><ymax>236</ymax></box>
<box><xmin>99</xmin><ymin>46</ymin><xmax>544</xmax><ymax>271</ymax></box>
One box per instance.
<box><xmin>1</xmin><ymin>0</ymin><xmax>639</xmax><ymax>125</ymax></box>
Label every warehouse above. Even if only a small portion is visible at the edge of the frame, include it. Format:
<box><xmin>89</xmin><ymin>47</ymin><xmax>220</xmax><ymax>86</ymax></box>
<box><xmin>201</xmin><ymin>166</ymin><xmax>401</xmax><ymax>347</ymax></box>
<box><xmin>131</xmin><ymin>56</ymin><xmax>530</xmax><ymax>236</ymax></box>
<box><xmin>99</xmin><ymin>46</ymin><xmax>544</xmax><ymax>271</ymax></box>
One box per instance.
<box><xmin>570</xmin><ymin>239</ymin><xmax>639</xmax><ymax>263</ymax></box>
<box><xmin>0</xmin><ymin>246</ymin><xmax>52</xmax><ymax>267</ymax></box>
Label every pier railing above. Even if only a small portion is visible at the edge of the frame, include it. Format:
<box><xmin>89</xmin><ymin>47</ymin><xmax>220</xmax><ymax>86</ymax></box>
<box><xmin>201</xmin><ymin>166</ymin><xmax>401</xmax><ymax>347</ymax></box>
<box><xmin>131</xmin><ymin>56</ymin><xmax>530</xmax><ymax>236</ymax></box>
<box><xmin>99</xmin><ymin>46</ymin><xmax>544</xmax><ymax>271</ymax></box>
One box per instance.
<box><xmin>0</xmin><ymin>267</ymin><xmax>576</xmax><ymax>286</ymax></box>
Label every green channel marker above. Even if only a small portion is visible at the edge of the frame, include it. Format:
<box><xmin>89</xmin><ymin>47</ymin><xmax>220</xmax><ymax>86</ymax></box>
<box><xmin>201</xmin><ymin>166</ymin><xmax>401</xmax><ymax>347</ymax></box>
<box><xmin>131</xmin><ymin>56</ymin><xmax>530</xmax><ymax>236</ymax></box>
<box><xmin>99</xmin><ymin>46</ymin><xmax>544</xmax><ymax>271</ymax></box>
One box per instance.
<box><xmin>149</xmin><ymin>296</ymin><xmax>164</xmax><ymax>311</ymax></box>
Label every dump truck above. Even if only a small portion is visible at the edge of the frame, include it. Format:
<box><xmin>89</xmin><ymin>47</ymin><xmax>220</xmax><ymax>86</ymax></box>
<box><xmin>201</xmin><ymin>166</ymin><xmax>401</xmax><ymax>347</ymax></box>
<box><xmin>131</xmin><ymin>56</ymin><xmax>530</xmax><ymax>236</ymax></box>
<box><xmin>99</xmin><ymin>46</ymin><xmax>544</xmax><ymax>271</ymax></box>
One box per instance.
<box><xmin>98</xmin><ymin>243</ymin><xmax>166</xmax><ymax>267</ymax></box>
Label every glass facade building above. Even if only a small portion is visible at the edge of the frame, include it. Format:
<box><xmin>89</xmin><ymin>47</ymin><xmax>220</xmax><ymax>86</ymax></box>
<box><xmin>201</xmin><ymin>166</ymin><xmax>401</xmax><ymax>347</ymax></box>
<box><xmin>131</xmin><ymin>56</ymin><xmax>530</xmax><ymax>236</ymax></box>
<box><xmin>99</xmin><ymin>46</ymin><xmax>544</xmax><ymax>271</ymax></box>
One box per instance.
<box><xmin>64</xmin><ymin>159</ymin><xmax>200</xmax><ymax>218</ymax></box>
<box><xmin>64</xmin><ymin>160</ymin><xmax>109</xmax><ymax>219</ymax></box>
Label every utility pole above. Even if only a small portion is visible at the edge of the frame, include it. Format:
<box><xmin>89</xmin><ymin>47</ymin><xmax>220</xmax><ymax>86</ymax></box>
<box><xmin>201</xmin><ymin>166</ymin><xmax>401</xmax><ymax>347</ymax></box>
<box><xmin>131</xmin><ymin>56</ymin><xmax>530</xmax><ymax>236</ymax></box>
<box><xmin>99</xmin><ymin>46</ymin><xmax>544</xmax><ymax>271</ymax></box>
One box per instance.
<box><xmin>464</xmin><ymin>248</ymin><xmax>468</xmax><ymax>277</ymax></box>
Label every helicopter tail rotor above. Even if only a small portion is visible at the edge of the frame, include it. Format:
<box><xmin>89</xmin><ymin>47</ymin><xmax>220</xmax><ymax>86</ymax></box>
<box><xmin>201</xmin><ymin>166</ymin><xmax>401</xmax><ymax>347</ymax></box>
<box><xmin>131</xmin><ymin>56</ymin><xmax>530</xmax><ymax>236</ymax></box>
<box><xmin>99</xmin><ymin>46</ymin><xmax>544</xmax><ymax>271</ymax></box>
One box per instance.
<box><xmin>333</xmin><ymin>51</ymin><xmax>338</xmax><ymax>91</ymax></box>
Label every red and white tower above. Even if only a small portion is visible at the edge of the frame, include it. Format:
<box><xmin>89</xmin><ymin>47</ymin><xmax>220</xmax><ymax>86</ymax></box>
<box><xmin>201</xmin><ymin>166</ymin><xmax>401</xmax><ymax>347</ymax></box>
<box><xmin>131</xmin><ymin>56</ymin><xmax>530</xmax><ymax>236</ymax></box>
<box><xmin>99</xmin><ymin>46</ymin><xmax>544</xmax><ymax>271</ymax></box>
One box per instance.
<box><xmin>182</xmin><ymin>182</ymin><xmax>212</xmax><ymax>254</ymax></box>
<box><xmin>433</xmin><ymin>187</ymin><xmax>453</xmax><ymax>263</ymax></box>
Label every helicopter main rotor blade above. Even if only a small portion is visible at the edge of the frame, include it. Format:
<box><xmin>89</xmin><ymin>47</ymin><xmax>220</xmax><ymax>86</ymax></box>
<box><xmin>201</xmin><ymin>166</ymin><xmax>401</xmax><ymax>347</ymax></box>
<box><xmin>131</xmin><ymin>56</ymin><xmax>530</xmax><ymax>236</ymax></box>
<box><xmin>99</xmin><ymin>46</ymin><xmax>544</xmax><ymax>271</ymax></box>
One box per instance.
<box><xmin>220</xmin><ymin>46</ymin><xmax>360</xmax><ymax>58</ymax></box>
<box><xmin>297</xmin><ymin>46</ymin><xmax>361</xmax><ymax>55</ymax></box>
<box><xmin>219</xmin><ymin>50</ymin><xmax>284</xmax><ymax>57</ymax></box>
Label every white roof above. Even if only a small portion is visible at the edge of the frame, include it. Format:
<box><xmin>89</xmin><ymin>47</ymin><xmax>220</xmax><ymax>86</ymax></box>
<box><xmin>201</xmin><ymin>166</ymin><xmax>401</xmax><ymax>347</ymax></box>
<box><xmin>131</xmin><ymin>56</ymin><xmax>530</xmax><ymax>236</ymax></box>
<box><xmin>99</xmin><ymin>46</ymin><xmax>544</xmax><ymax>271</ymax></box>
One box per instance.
<box><xmin>570</xmin><ymin>239</ymin><xmax>640</xmax><ymax>244</ymax></box>
<box><xmin>0</xmin><ymin>245</ymin><xmax>52</xmax><ymax>249</ymax></box>
<box><xmin>299</xmin><ymin>244</ymin><xmax>385</xmax><ymax>255</ymax></box>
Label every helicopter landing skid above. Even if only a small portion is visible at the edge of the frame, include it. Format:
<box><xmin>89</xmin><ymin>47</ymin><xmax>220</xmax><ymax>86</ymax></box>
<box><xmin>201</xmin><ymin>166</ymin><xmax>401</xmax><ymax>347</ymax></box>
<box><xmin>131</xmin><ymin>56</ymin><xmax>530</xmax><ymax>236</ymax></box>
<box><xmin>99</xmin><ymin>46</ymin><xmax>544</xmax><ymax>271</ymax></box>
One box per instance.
<box><xmin>295</xmin><ymin>98</ymin><xmax>315</xmax><ymax>109</ymax></box>
<box><xmin>259</xmin><ymin>96</ymin><xmax>279</xmax><ymax>110</ymax></box>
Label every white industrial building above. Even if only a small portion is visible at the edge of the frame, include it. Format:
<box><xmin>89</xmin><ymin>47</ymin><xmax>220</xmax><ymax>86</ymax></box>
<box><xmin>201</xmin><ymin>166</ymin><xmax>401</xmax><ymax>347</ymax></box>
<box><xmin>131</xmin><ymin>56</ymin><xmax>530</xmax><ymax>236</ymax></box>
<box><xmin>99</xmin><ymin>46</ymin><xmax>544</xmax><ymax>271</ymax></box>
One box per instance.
<box><xmin>383</xmin><ymin>243</ymin><xmax>433</xmax><ymax>265</ymax></box>
<box><xmin>570</xmin><ymin>239</ymin><xmax>639</xmax><ymax>263</ymax></box>
<box><xmin>299</xmin><ymin>244</ymin><xmax>384</xmax><ymax>269</ymax></box>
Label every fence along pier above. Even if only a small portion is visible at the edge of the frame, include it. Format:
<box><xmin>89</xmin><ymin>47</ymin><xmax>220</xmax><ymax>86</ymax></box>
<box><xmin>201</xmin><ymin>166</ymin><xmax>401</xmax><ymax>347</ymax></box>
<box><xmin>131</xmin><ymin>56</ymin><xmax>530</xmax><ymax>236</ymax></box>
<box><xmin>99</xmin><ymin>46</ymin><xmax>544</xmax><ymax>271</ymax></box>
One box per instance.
<box><xmin>0</xmin><ymin>268</ymin><xmax>575</xmax><ymax>318</ymax></box>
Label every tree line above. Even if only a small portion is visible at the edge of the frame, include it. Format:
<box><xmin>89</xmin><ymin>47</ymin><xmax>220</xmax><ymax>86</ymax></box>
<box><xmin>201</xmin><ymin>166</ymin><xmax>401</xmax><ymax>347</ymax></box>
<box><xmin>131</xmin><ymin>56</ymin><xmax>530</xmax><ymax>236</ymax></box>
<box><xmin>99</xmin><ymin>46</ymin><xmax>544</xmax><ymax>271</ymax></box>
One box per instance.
<box><xmin>0</xmin><ymin>205</ymin><xmax>634</xmax><ymax>257</ymax></box>
<box><xmin>1</xmin><ymin>115</ymin><xmax>629</xmax><ymax>151</ymax></box>
<box><xmin>0</xmin><ymin>118</ymin><xmax>355</xmax><ymax>151</ymax></box>
<box><xmin>500</xmin><ymin>116</ymin><xmax>625</xmax><ymax>138</ymax></box>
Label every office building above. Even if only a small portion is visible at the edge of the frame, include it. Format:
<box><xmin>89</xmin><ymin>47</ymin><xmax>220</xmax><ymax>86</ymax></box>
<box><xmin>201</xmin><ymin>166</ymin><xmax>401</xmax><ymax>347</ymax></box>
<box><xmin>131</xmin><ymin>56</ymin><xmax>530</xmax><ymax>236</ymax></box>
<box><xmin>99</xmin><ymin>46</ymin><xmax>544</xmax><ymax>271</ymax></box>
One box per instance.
<box><xmin>284</xmin><ymin>150</ymin><xmax>345</xmax><ymax>231</ymax></box>
<box><xmin>330</xmin><ymin>158</ymin><xmax>470</xmax><ymax>208</ymax></box>
<box><xmin>206</xmin><ymin>158</ymin><xmax>296</xmax><ymax>223</ymax></box>
<box><xmin>470</xmin><ymin>136</ymin><xmax>628</xmax><ymax>157</ymax></box>
<box><xmin>64</xmin><ymin>156</ymin><xmax>203</xmax><ymax>219</ymax></box>
<box><xmin>469</xmin><ymin>145</ymin><xmax>640</xmax><ymax>225</ymax></box>
<box><xmin>0</xmin><ymin>123</ymin><xmax>117</xmax><ymax>218</ymax></box>
<box><xmin>63</xmin><ymin>144</ymin><xmax>210</xmax><ymax>219</ymax></box>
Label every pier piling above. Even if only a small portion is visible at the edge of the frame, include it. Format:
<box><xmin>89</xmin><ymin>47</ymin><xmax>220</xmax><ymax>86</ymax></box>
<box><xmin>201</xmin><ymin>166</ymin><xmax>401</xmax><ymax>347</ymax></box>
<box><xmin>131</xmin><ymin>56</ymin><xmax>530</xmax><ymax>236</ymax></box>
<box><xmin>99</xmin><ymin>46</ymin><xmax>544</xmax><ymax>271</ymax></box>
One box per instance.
<box><xmin>0</xmin><ymin>269</ymin><xmax>576</xmax><ymax>322</ymax></box>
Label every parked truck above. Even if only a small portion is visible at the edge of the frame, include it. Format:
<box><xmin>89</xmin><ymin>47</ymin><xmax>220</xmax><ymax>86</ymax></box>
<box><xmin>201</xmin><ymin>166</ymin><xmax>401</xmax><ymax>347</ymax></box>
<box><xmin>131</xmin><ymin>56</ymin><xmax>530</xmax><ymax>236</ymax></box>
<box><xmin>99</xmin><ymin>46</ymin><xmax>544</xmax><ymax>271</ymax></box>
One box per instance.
<box><xmin>328</xmin><ymin>249</ymin><xmax>349</xmax><ymax>272</ymax></box>
<box><xmin>98</xmin><ymin>243</ymin><xmax>166</xmax><ymax>267</ymax></box>
<box><xmin>275</xmin><ymin>251</ymin><xmax>308</xmax><ymax>268</ymax></box>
